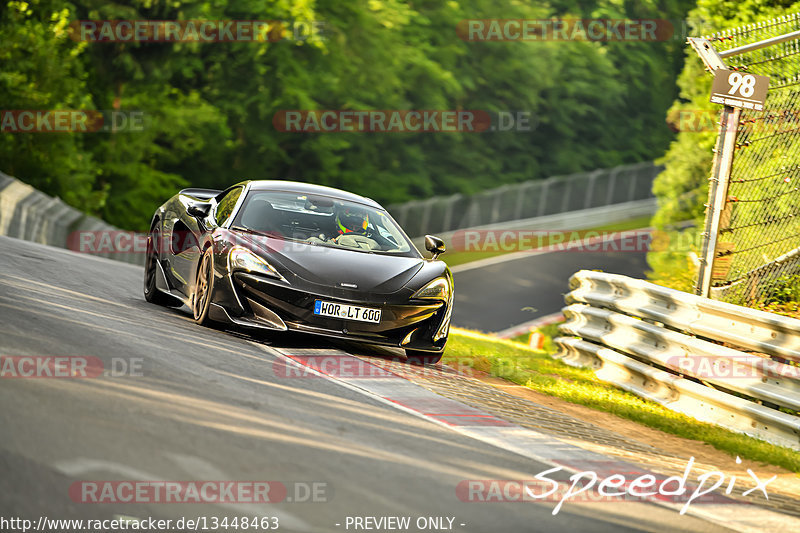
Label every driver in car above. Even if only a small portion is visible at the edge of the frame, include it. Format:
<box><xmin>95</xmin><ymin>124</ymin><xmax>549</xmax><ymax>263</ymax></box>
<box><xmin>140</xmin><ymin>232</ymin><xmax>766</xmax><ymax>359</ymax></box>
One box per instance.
<box><xmin>335</xmin><ymin>206</ymin><xmax>369</xmax><ymax>236</ymax></box>
<box><xmin>307</xmin><ymin>205</ymin><xmax>382</xmax><ymax>250</ymax></box>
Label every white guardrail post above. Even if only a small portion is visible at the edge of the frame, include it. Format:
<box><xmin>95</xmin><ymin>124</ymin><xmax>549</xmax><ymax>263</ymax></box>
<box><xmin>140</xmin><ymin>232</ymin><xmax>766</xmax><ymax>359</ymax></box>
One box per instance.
<box><xmin>555</xmin><ymin>270</ymin><xmax>800</xmax><ymax>450</ymax></box>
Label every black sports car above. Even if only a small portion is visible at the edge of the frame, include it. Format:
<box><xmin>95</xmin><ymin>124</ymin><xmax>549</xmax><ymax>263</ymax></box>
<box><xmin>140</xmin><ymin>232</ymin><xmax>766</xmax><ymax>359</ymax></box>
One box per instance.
<box><xmin>143</xmin><ymin>180</ymin><xmax>452</xmax><ymax>364</ymax></box>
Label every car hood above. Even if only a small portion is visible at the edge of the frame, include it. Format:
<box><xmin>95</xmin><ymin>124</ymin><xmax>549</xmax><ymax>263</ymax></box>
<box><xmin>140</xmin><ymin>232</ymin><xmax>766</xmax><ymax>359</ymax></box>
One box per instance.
<box><xmin>235</xmin><ymin>232</ymin><xmax>425</xmax><ymax>294</ymax></box>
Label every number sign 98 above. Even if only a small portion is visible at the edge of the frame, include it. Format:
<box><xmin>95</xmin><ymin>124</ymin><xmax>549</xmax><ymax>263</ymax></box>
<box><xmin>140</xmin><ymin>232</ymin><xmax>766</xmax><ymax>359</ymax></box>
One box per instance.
<box><xmin>727</xmin><ymin>72</ymin><xmax>756</xmax><ymax>98</ymax></box>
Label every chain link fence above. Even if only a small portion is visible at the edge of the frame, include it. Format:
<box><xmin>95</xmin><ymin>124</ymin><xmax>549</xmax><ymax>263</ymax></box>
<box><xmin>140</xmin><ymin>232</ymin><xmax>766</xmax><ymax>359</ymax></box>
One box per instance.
<box><xmin>387</xmin><ymin>161</ymin><xmax>660</xmax><ymax>238</ymax></box>
<box><xmin>696</xmin><ymin>15</ymin><xmax>800</xmax><ymax>305</ymax></box>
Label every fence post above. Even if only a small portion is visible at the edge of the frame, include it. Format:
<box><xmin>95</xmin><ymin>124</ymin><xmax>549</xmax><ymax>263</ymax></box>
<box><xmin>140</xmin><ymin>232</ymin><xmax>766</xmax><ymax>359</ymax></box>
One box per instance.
<box><xmin>583</xmin><ymin>170</ymin><xmax>602</xmax><ymax>209</ymax></box>
<box><xmin>490</xmin><ymin>188</ymin><xmax>503</xmax><ymax>224</ymax></box>
<box><xmin>419</xmin><ymin>199</ymin><xmax>433</xmax><ymax>235</ymax></box>
<box><xmin>537</xmin><ymin>178</ymin><xmax>552</xmax><ymax>217</ymax></box>
<box><xmin>604</xmin><ymin>167</ymin><xmax>621</xmax><ymax>205</ymax></box>
<box><xmin>513</xmin><ymin>184</ymin><xmax>528</xmax><ymax>220</ymax></box>
<box><xmin>442</xmin><ymin>194</ymin><xmax>458</xmax><ymax>232</ymax></box>
<box><xmin>560</xmin><ymin>174</ymin><xmax>575</xmax><ymax>213</ymax></box>
<box><xmin>697</xmin><ymin>106</ymin><xmax>740</xmax><ymax>297</ymax></box>
<box><xmin>688</xmin><ymin>37</ymin><xmax>740</xmax><ymax>298</ymax></box>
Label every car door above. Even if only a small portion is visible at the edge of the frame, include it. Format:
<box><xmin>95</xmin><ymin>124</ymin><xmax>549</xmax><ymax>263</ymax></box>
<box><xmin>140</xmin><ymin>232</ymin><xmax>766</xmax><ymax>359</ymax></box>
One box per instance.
<box><xmin>175</xmin><ymin>186</ymin><xmax>243</xmax><ymax>297</ymax></box>
<box><xmin>167</xmin><ymin>201</ymin><xmax>207</xmax><ymax>295</ymax></box>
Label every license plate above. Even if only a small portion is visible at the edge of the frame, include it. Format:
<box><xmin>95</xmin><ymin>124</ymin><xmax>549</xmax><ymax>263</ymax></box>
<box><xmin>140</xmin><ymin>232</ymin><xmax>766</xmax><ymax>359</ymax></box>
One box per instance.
<box><xmin>313</xmin><ymin>300</ymin><xmax>381</xmax><ymax>323</ymax></box>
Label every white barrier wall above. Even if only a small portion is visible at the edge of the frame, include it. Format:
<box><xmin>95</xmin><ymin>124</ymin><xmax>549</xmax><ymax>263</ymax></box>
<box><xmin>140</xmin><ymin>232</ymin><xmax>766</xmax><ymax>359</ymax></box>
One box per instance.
<box><xmin>0</xmin><ymin>171</ymin><xmax>143</xmax><ymax>265</ymax></box>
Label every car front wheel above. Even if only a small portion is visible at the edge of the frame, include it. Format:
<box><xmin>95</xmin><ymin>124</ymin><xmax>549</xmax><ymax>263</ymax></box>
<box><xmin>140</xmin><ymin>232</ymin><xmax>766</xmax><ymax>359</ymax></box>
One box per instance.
<box><xmin>193</xmin><ymin>248</ymin><xmax>216</xmax><ymax>326</ymax></box>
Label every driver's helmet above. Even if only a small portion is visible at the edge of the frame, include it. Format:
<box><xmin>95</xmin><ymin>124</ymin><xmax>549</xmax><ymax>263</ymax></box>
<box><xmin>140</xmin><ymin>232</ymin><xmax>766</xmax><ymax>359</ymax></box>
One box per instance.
<box><xmin>336</xmin><ymin>205</ymin><xmax>369</xmax><ymax>235</ymax></box>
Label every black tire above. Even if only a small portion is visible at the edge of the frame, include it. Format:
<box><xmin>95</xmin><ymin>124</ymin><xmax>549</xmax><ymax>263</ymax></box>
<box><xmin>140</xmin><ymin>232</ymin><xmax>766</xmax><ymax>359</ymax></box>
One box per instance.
<box><xmin>405</xmin><ymin>350</ymin><xmax>442</xmax><ymax>366</ymax></box>
<box><xmin>193</xmin><ymin>247</ymin><xmax>216</xmax><ymax>326</ymax></box>
<box><xmin>143</xmin><ymin>228</ymin><xmax>172</xmax><ymax>306</ymax></box>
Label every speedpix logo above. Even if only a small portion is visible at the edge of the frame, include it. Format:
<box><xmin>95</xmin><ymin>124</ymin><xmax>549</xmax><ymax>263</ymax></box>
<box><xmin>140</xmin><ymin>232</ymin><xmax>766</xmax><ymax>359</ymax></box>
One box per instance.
<box><xmin>457</xmin><ymin>457</ymin><xmax>775</xmax><ymax>515</ymax></box>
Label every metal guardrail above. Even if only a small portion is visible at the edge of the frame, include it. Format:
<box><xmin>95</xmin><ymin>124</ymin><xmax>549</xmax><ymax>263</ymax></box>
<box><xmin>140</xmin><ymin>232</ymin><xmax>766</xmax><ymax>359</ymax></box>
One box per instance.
<box><xmin>565</xmin><ymin>270</ymin><xmax>800</xmax><ymax>363</ymax></box>
<box><xmin>557</xmin><ymin>337</ymin><xmax>800</xmax><ymax>449</ymax></box>
<box><xmin>388</xmin><ymin>161</ymin><xmax>661</xmax><ymax>238</ymax></box>
<box><xmin>0</xmin><ymin>171</ymin><xmax>142</xmax><ymax>265</ymax></box>
<box><xmin>412</xmin><ymin>198</ymin><xmax>658</xmax><ymax>258</ymax></box>
<box><xmin>555</xmin><ymin>270</ymin><xmax>800</xmax><ymax>450</ymax></box>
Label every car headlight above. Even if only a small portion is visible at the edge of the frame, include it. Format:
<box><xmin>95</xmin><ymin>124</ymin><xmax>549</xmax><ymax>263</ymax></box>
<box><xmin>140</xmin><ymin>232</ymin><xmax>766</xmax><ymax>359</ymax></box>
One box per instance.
<box><xmin>412</xmin><ymin>277</ymin><xmax>450</xmax><ymax>301</ymax></box>
<box><xmin>228</xmin><ymin>246</ymin><xmax>286</xmax><ymax>282</ymax></box>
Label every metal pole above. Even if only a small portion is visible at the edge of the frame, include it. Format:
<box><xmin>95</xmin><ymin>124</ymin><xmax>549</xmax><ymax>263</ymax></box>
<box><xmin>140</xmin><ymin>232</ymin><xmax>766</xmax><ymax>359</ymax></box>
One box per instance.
<box><xmin>687</xmin><ymin>38</ymin><xmax>728</xmax><ymax>71</ymax></box>
<box><xmin>513</xmin><ymin>184</ymin><xmax>528</xmax><ymax>220</ymax></box>
<box><xmin>627</xmin><ymin>167</ymin><xmax>639</xmax><ymax>202</ymax></box>
<box><xmin>537</xmin><ymin>179</ymin><xmax>551</xmax><ymax>217</ymax></box>
<box><xmin>419</xmin><ymin>199</ymin><xmax>433</xmax><ymax>235</ymax></box>
<box><xmin>442</xmin><ymin>194</ymin><xmax>458</xmax><ymax>232</ymax></box>
<box><xmin>687</xmin><ymin>37</ymin><xmax>742</xmax><ymax>298</ymax></box>
<box><xmin>604</xmin><ymin>168</ymin><xmax>620</xmax><ymax>205</ymax></box>
<box><xmin>697</xmin><ymin>106</ymin><xmax>740</xmax><ymax>297</ymax></box>
<box><xmin>583</xmin><ymin>170</ymin><xmax>601</xmax><ymax>209</ymax></box>
<box><xmin>560</xmin><ymin>177</ymin><xmax>573</xmax><ymax>212</ymax></box>
<box><xmin>719</xmin><ymin>29</ymin><xmax>800</xmax><ymax>58</ymax></box>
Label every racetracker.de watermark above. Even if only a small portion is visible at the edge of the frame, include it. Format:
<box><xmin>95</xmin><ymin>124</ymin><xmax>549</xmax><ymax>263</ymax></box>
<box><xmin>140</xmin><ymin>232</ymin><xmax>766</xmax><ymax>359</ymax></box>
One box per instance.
<box><xmin>70</xmin><ymin>20</ymin><xmax>326</xmax><ymax>42</ymax></box>
<box><xmin>457</xmin><ymin>19</ymin><xmax>674</xmax><ymax>41</ymax></box>
<box><xmin>274</xmin><ymin>354</ymin><xmax>533</xmax><ymax>380</ymax></box>
<box><xmin>667</xmin><ymin>354</ymin><xmax>800</xmax><ymax>380</ymax></box>
<box><xmin>67</xmin><ymin>229</ymin><xmax>690</xmax><ymax>257</ymax></box>
<box><xmin>272</xmin><ymin>110</ymin><xmax>535</xmax><ymax>133</ymax></box>
<box><xmin>70</xmin><ymin>481</ymin><xmax>329</xmax><ymax>503</ymax></box>
<box><xmin>2</xmin><ymin>516</ymin><xmax>280</xmax><ymax>532</ymax></box>
<box><xmin>0</xmin><ymin>110</ymin><xmax>145</xmax><ymax>133</ymax></box>
<box><xmin>451</xmin><ymin>229</ymin><xmax>657</xmax><ymax>253</ymax></box>
<box><xmin>68</xmin><ymin>230</ymin><xmax>335</xmax><ymax>256</ymax></box>
<box><xmin>275</xmin><ymin>355</ymin><xmax>399</xmax><ymax>379</ymax></box>
<box><xmin>0</xmin><ymin>356</ymin><xmax>144</xmax><ymax>378</ymax></box>
<box><xmin>668</xmin><ymin>109</ymin><xmax>800</xmax><ymax>133</ymax></box>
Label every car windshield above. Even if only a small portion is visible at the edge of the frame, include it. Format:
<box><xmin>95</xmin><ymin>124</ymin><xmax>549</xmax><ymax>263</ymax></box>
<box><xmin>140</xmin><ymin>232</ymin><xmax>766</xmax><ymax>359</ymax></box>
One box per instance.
<box><xmin>231</xmin><ymin>190</ymin><xmax>417</xmax><ymax>256</ymax></box>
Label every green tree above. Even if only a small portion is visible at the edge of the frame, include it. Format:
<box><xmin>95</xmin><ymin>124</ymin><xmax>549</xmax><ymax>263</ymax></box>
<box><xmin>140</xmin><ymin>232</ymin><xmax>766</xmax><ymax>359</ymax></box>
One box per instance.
<box><xmin>0</xmin><ymin>0</ymin><xmax>101</xmax><ymax>210</ymax></box>
<box><xmin>1</xmin><ymin>0</ymin><xmax>701</xmax><ymax>231</ymax></box>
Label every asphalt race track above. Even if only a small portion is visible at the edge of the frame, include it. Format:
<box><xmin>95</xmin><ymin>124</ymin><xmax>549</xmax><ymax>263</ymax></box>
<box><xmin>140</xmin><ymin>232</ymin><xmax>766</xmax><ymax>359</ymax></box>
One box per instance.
<box><xmin>451</xmin><ymin>237</ymin><xmax>649</xmax><ymax>332</ymax></box>
<box><xmin>0</xmin><ymin>235</ymin><xmax>734</xmax><ymax>533</ymax></box>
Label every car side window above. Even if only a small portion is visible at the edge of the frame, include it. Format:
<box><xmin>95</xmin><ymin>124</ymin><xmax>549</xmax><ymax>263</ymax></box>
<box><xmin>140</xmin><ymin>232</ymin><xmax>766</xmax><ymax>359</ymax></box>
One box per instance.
<box><xmin>214</xmin><ymin>187</ymin><xmax>243</xmax><ymax>226</ymax></box>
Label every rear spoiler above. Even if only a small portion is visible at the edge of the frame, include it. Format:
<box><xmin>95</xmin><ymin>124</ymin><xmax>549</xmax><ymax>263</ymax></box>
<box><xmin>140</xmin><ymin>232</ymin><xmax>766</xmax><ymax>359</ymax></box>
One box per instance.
<box><xmin>179</xmin><ymin>188</ymin><xmax>222</xmax><ymax>200</ymax></box>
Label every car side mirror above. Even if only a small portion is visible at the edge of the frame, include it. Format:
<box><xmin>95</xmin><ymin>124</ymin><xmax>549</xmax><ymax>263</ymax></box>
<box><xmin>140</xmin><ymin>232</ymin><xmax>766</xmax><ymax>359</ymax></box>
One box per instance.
<box><xmin>187</xmin><ymin>202</ymin><xmax>211</xmax><ymax>219</ymax></box>
<box><xmin>424</xmin><ymin>235</ymin><xmax>446</xmax><ymax>260</ymax></box>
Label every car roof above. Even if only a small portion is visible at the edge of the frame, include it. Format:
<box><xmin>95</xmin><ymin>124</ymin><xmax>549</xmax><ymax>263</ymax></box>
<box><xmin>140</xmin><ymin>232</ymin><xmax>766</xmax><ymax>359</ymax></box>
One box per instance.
<box><xmin>240</xmin><ymin>180</ymin><xmax>382</xmax><ymax>209</ymax></box>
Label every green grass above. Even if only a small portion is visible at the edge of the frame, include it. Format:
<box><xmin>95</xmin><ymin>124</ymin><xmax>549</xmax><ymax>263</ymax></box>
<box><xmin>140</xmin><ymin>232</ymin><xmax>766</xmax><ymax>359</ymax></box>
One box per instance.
<box><xmin>444</xmin><ymin>328</ymin><xmax>800</xmax><ymax>472</ymax></box>
<box><xmin>443</xmin><ymin>216</ymin><xmax>653</xmax><ymax>267</ymax></box>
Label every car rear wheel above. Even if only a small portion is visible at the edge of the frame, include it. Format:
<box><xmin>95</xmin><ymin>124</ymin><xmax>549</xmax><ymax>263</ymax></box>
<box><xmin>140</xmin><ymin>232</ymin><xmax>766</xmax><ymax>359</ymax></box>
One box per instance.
<box><xmin>405</xmin><ymin>350</ymin><xmax>442</xmax><ymax>366</ymax></box>
<box><xmin>193</xmin><ymin>248</ymin><xmax>216</xmax><ymax>326</ymax></box>
<box><xmin>143</xmin><ymin>229</ymin><xmax>171</xmax><ymax>306</ymax></box>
